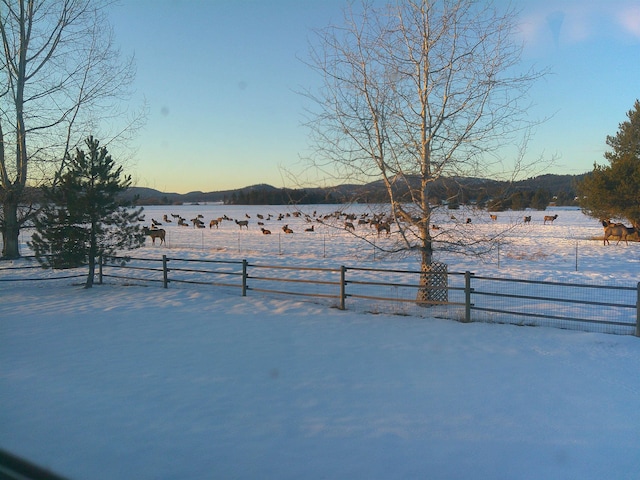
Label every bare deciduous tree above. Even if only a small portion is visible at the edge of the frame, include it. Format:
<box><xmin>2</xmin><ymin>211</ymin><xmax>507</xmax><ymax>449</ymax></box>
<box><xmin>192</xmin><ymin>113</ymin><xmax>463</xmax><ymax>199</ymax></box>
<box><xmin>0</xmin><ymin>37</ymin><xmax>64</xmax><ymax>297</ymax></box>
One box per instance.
<box><xmin>303</xmin><ymin>0</ymin><xmax>548</xmax><ymax>302</ymax></box>
<box><xmin>0</xmin><ymin>0</ymin><xmax>141</xmax><ymax>259</ymax></box>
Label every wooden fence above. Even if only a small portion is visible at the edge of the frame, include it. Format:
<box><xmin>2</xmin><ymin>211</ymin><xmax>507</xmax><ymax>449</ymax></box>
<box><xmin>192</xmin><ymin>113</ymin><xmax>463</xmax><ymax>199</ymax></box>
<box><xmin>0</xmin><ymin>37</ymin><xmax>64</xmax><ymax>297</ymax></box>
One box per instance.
<box><xmin>1</xmin><ymin>255</ymin><xmax>638</xmax><ymax>336</ymax></box>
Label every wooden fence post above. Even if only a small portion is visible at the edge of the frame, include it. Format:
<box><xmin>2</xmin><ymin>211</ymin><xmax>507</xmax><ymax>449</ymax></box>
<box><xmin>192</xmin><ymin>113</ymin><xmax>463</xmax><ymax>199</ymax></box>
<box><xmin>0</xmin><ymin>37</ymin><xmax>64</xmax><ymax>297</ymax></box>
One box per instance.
<box><xmin>636</xmin><ymin>282</ymin><xmax>640</xmax><ymax>337</ymax></box>
<box><xmin>464</xmin><ymin>271</ymin><xmax>472</xmax><ymax>323</ymax></box>
<box><xmin>98</xmin><ymin>255</ymin><xmax>103</xmax><ymax>284</ymax></box>
<box><xmin>242</xmin><ymin>259</ymin><xmax>248</xmax><ymax>297</ymax></box>
<box><xmin>339</xmin><ymin>266</ymin><xmax>346</xmax><ymax>310</ymax></box>
<box><xmin>162</xmin><ymin>255</ymin><xmax>169</xmax><ymax>288</ymax></box>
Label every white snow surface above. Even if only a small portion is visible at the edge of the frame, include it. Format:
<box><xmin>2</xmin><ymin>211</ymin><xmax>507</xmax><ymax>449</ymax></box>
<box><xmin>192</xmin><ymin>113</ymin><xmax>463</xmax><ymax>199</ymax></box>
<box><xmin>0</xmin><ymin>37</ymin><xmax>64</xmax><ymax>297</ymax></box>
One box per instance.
<box><xmin>1</xmin><ymin>204</ymin><xmax>639</xmax><ymax>479</ymax></box>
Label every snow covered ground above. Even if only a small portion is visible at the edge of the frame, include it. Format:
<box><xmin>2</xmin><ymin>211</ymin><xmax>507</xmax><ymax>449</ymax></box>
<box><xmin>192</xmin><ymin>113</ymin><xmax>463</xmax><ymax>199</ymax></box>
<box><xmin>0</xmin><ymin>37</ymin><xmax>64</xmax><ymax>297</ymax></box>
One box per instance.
<box><xmin>1</xmin><ymin>204</ymin><xmax>639</xmax><ymax>479</ymax></box>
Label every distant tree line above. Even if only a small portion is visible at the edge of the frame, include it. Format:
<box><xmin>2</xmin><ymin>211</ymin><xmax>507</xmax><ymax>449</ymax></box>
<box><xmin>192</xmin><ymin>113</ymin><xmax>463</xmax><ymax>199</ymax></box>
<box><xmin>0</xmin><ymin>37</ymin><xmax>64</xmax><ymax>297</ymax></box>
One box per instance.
<box><xmin>224</xmin><ymin>188</ymin><xmax>340</xmax><ymax>205</ymax></box>
<box><xmin>219</xmin><ymin>182</ymin><xmax>580</xmax><ymax>210</ymax></box>
<box><xmin>120</xmin><ymin>173</ymin><xmax>583</xmax><ymax>209</ymax></box>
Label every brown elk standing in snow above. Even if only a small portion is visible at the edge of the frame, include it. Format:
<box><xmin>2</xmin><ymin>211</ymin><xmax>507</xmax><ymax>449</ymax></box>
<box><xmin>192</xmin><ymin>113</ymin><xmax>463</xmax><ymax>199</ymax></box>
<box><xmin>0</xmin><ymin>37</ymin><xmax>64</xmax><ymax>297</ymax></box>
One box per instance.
<box><xmin>602</xmin><ymin>220</ymin><xmax>637</xmax><ymax>245</ymax></box>
<box><xmin>142</xmin><ymin>227</ymin><xmax>166</xmax><ymax>245</ymax></box>
<box><xmin>235</xmin><ymin>219</ymin><xmax>249</xmax><ymax>229</ymax></box>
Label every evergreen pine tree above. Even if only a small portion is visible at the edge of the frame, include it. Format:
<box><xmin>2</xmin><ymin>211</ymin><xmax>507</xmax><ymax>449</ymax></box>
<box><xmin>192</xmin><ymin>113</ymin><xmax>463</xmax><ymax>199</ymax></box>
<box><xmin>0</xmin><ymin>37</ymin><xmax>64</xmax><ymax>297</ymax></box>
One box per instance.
<box><xmin>578</xmin><ymin>100</ymin><xmax>640</xmax><ymax>228</ymax></box>
<box><xmin>531</xmin><ymin>188</ymin><xmax>550</xmax><ymax>210</ymax></box>
<box><xmin>30</xmin><ymin>137</ymin><xmax>145</xmax><ymax>288</ymax></box>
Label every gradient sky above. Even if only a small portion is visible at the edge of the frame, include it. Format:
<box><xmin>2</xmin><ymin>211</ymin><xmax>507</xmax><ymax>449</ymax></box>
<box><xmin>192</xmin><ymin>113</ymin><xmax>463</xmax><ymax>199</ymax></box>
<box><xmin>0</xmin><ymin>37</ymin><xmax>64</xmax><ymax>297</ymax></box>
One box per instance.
<box><xmin>110</xmin><ymin>0</ymin><xmax>640</xmax><ymax>194</ymax></box>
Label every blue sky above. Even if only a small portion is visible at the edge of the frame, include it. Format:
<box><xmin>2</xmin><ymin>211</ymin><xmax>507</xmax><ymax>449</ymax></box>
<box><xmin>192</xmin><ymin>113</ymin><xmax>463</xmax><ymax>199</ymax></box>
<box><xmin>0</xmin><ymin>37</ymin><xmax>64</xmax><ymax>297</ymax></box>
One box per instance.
<box><xmin>110</xmin><ymin>0</ymin><xmax>640</xmax><ymax>193</ymax></box>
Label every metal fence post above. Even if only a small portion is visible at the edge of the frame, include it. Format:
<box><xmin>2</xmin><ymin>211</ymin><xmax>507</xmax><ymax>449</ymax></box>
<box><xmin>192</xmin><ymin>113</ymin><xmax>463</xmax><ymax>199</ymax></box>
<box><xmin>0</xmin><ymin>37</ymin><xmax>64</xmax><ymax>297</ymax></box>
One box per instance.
<box><xmin>339</xmin><ymin>265</ymin><xmax>346</xmax><ymax>310</ymax></box>
<box><xmin>636</xmin><ymin>282</ymin><xmax>640</xmax><ymax>337</ymax></box>
<box><xmin>464</xmin><ymin>271</ymin><xmax>472</xmax><ymax>323</ymax></box>
<box><xmin>162</xmin><ymin>255</ymin><xmax>169</xmax><ymax>288</ymax></box>
<box><xmin>242</xmin><ymin>259</ymin><xmax>248</xmax><ymax>296</ymax></box>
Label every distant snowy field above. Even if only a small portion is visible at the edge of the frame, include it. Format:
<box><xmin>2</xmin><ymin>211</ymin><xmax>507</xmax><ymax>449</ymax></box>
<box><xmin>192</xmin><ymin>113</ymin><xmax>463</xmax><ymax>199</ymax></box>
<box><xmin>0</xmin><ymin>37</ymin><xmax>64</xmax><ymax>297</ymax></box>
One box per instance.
<box><xmin>1</xmin><ymin>204</ymin><xmax>639</xmax><ymax>479</ymax></box>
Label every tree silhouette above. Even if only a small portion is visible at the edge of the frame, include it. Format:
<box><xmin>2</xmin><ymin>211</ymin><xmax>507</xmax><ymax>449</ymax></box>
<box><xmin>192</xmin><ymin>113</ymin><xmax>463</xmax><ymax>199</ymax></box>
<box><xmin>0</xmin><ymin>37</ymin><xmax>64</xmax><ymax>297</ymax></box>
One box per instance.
<box><xmin>578</xmin><ymin>100</ymin><xmax>640</xmax><ymax>229</ymax></box>
<box><xmin>30</xmin><ymin>137</ymin><xmax>144</xmax><ymax>288</ymax></box>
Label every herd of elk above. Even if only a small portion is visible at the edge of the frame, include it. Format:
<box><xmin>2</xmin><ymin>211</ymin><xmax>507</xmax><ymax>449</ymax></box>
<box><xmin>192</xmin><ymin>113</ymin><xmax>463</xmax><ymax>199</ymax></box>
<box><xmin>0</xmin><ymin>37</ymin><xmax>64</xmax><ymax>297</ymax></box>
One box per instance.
<box><xmin>142</xmin><ymin>208</ymin><xmax>638</xmax><ymax>250</ymax></box>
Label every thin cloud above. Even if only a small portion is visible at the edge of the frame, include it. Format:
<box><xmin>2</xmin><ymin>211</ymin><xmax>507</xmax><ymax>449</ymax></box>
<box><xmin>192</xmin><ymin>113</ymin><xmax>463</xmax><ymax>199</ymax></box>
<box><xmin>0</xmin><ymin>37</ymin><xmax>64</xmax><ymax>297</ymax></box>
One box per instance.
<box><xmin>615</xmin><ymin>5</ymin><xmax>640</xmax><ymax>38</ymax></box>
<box><xmin>517</xmin><ymin>1</ymin><xmax>640</xmax><ymax>50</ymax></box>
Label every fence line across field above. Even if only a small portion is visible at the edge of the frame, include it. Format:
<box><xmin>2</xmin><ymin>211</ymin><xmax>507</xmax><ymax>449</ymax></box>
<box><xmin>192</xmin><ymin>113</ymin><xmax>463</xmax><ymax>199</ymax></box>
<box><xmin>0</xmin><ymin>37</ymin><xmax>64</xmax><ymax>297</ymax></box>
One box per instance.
<box><xmin>2</xmin><ymin>255</ymin><xmax>638</xmax><ymax>336</ymax></box>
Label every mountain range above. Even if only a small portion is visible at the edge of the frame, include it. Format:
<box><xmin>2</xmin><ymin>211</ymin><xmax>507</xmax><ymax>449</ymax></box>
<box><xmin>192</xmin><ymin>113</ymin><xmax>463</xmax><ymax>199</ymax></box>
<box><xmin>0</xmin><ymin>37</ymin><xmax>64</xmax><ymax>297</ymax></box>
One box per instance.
<box><xmin>122</xmin><ymin>173</ymin><xmax>586</xmax><ymax>207</ymax></box>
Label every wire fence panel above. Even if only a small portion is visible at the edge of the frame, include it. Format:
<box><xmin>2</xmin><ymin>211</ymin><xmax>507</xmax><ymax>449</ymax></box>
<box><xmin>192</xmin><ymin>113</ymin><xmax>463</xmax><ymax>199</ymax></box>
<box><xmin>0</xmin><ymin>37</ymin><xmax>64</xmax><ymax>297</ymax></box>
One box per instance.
<box><xmin>470</xmin><ymin>275</ymin><xmax>638</xmax><ymax>334</ymax></box>
<box><xmin>0</xmin><ymin>256</ymin><xmax>86</xmax><ymax>283</ymax></box>
<box><xmin>247</xmin><ymin>263</ymin><xmax>343</xmax><ymax>308</ymax></box>
<box><xmin>342</xmin><ymin>267</ymin><xmax>467</xmax><ymax>319</ymax></box>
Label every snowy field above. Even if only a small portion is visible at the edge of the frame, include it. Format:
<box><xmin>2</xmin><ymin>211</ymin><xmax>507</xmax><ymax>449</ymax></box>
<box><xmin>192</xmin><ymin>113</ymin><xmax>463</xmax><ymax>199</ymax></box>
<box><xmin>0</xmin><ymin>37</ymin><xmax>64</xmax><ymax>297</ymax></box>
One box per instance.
<box><xmin>1</xmin><ymin>204</ymin><xmax>640</xmax><ymax>479</ymax></box>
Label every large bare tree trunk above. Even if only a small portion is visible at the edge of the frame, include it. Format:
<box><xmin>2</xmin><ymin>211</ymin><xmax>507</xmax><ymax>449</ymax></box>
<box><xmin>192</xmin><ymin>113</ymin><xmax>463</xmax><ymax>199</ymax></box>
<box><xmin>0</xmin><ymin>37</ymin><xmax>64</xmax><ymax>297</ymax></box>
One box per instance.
<box><xmin>85</xmin><ymin>223</ymin><xmax>97</xmax><ymax>288</ymax></box>
<box><xmin>2</xmin><ymin>193</ymin><xmax>21</xmax><ymax>259</ymax></box>
<box><xmin>415</xmin><ymin>219</ymin><xmax>448</xmax><ymax>306</ymax></box>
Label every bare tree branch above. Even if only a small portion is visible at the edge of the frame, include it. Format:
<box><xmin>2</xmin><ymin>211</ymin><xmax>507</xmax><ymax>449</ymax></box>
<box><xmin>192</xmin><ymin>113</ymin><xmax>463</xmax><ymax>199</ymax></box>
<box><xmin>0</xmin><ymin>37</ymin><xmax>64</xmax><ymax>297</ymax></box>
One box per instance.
<box><xmin>0</xmin><ymin>0</ymin><xmax>143</xmax><ymax>258</ymax></box>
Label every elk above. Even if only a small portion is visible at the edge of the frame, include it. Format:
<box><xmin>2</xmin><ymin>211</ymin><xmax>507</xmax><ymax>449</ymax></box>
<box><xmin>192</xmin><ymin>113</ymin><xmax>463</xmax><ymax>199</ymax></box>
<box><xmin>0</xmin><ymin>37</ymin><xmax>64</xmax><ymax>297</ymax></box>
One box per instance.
<box><xmin>282</xmin><ymin>225</ymin><xmax>293</xmax><ymax>234</ymax></box>
<box><xmin>375</xmin><ymin>222</ymin><xmax>391</xmax><ymax>236</ymax></box>
<box><xmin>209</xmin><ymin>219</ymin><xmax>219</xmax><ymax>229</ymax></box>
<box><xmin>261</xmin><ymin>227</ymin><xmax>272</xmax><ymax>235</ymax></box>
<box><xmin>489</xmin><ymin>214</ymin><xmax>498</xmax><ymax>221</ymax></box>
<box><xmin>602</xmin><ymin>220</ymin><xmax>637</xmax><ymax>245</ymax></box>
<box><xmin>543</xmin><ymin>214</ymin><xmax>558</xmax><ymax>224</ymax></box>
<box><xmin>142</xmin><ymin>227</ymin><xmax>166</xmax><ymax>245</ymax></box>
<box><xmin>524</xmin><ymin>216</ymin><xmax>531</xmax><ymax>224</ymax></box>
<box><xmin>235</xmin><ymin>219</ymin><xmax>249</xmax><ymax>229</ymax></box>
<box><xmin>305</xmin><ymin>225</ymin><xmax>315</xmax><ymax>232</ymax></box>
